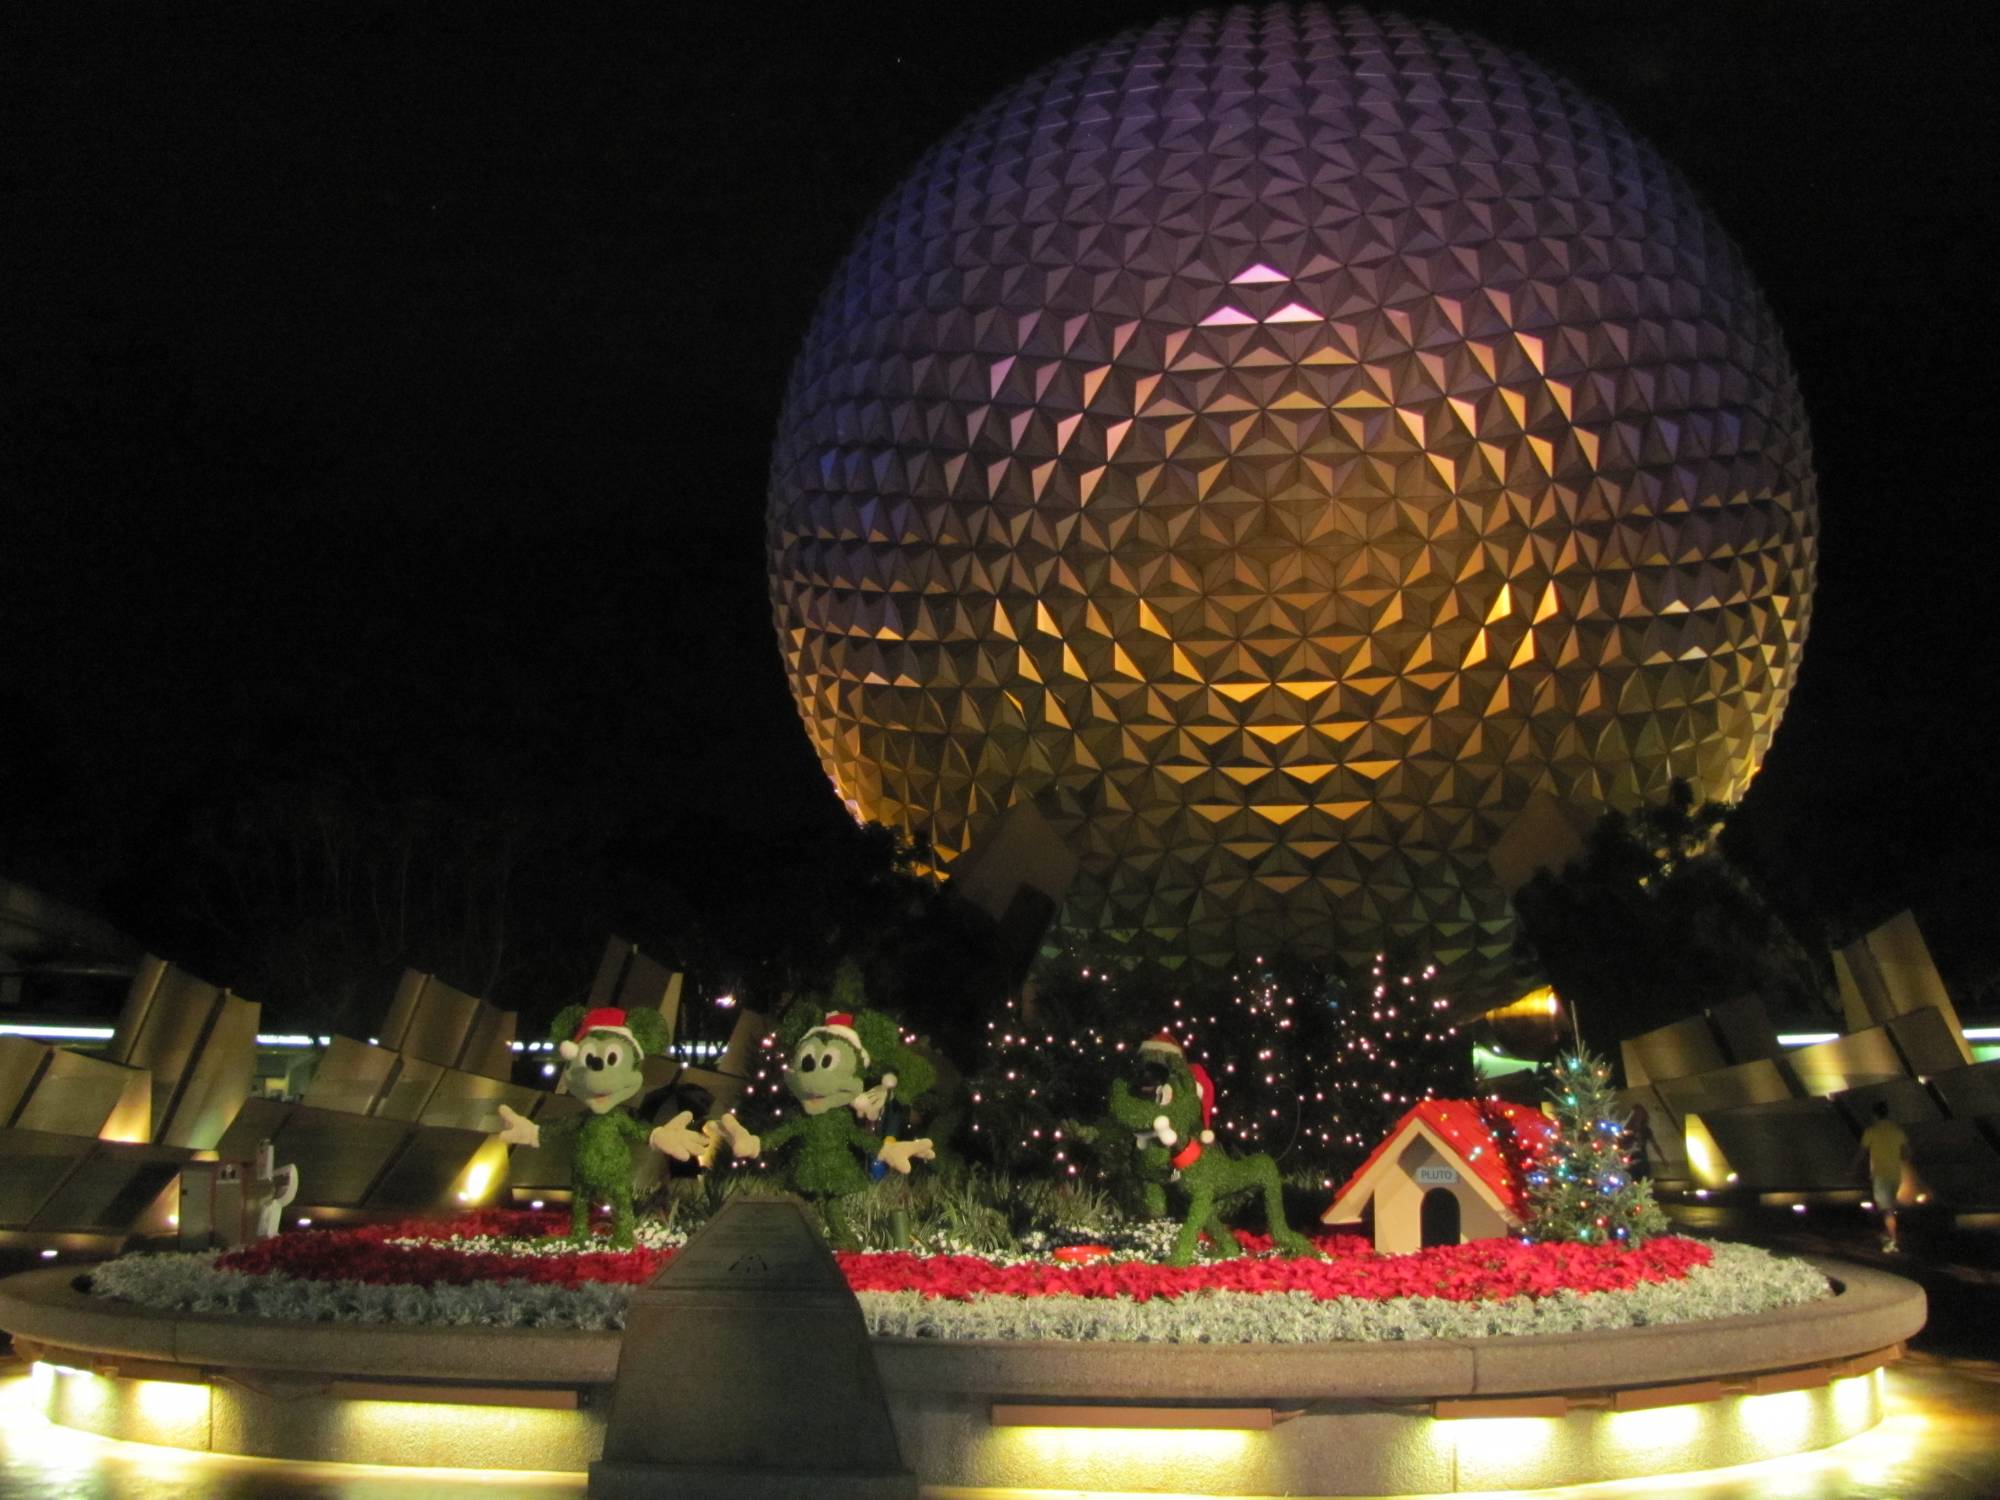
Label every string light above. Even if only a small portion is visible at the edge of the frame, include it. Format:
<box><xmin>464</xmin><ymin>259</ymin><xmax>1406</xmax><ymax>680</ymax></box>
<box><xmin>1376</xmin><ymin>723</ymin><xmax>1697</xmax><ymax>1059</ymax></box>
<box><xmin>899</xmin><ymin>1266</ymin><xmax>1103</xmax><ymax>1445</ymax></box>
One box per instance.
<box><xmin>965</xmin><ymin>948</ymin><xmax>1472</xmax><ymax>1184</ymax></box>
<box><xmin>1524</xmin><ymin>1051</ymin><xmax>1669</xmax><ymax>1249</ymax></box>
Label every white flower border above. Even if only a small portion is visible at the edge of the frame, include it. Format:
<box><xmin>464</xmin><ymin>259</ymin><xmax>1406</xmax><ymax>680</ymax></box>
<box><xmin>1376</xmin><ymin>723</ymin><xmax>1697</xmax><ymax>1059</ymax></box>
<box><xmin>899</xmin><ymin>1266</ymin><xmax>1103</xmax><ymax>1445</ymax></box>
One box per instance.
<box><xmin>857</xmin><ymin>1241</ymin><xmax>1829</xmax><ymax>1342</ymax></box>
<box><xmin>85</xmin><ymin>1240</ymin><xmax>1827</xmax><ymax>1342</ymax></box>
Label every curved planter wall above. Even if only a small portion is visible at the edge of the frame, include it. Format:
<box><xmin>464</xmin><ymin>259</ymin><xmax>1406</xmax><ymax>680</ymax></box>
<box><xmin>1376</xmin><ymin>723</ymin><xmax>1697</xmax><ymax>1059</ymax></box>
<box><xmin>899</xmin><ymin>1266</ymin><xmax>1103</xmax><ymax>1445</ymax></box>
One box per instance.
<box><xmin>0</xmin><ymin>1262</ymin><xmax>1924</xmax><ymax>1494</ymax></box>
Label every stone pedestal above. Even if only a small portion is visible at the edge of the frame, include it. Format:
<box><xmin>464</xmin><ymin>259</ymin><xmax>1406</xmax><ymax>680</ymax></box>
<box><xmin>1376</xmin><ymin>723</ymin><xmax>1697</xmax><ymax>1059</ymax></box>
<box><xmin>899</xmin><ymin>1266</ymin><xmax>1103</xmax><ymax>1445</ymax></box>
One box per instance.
<box><xmin>589</xmin><ymin>1196</ymin><xmax>917</xmax><ymax>1499</ymax></box>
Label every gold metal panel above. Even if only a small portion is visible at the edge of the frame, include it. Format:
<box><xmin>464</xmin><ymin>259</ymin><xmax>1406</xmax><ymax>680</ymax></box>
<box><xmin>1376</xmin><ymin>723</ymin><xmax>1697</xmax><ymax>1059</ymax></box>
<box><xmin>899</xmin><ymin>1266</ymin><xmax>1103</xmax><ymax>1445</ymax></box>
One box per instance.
<box><xmin>375</xmin><ymin>968</ymin><xmax>423</xmax><ymax>1053</ymax></box>
<box><xmin>586</xmin><ymin>938</ymin><xmax>629</xmax><ymax>1011</ymax></box>
<box><xmin>1839</xmin><ymin>913</ymin><xmax>1971</xmax><ymax>1061</ymax></box>
<box><xmin>1905</xmin><ymin>1119</ymin><xmax>2000</xmax><ymax>1205</ymax></box>
<box><xmin>103</xmin><ymin>956</ymin><xmax>170</xmax><ymax>1063</ymax></box>
<box><xmin>622</xmin><ymin>951</ymin><xmax>679</xmax><ymax>1037</ymax></box>
<box><xmin>0</xmin><ymin>1036</ymin><xmax>51</xmax><ymax>1124</ymax></box>
<box><xmin>1929</xmin><ymin>1062</ymin><xmax>2000</xmax><ymax>1119</ymax></box>
<box><xmin>1831</xmin><ymin>1080</ymin><xmax>1940</xmax><ymax>1130</ymax></box>
<box><xmin>1887</xmin><ymin>1008</ymin><xmax>1970</xmax><ymax>1077</ymax></box>
<box><xmin>372</xmin><ymin>1056</ymin><xmax>445</xmax><ymax>1123</ymax></box>
<box><xmin>1692</xmin><ymin>1100</ymin><xmax>1855</xmax><ymax>1191</ymax></box>
<box><xmin>386</xmin><ymin>972</ymin><xmax>483</xmax><ymax>1068</ymax></box>
<box><xmin>417</xmin><ymin>1069</ymin><xmax>539</xmax><ymax>1132</ymax></box>
<box><xmin>104</xmin><ymin>957</ymin><xmax>222</xmax><ymax>1140</ymax></box>
<box><xmin>29</xmin><ymin>1140</ymin><xmax>191</xmax><ymax>1234</ymax></box>
<box><xmin>1707</xmin><ymin>996</ymin><xmax>1783</xmax><ymax>1067</ymax></box>
<box><xmin>1864</xmin><ymin>911</ymin><xmax>1956</xmax><ymax>1013</ymax></box>
<box><xmin>301</xmin><ymin>1036</ymin><xmax>398</xmax><ymax>1117</ymax></box>
<box><xmin>269</xmin><ymin>1105</ymin><xmax>413</xmax><ymax>1210</ymax></box>
<box><xmin>589</xmin><ymin>937</ymin><xmax>683</xmax><ymax>1040</ymax></box>
<box><xmin>675</xmin><ymin>1065</ymin><xmax>748</xmax><ymax>1121</ymax></box>
<box><xmin>1654</xmin><ymin>1059</ymin><xmax>1794</xmax><ymax>1128</ymax></box>
<box><xmin>0</xmin><ymin>1128</ymin><xmax>96</xmax><ymax>1227</ymax></box>
<box><xmin>13</xmin><ymin>1051</ymin><xmax>150</xmax><ymax>1140</ymax></box>
<box><xmin>1622</xmin><ymin>1016</ymin><xmax>1728</xmax><ymax>1089</ymax></box>
<box><xmin>1788</xmin><ymin>1028</ymin><xmax>1908</xmax><ymax>1098</ymax></box>
<box><xmin>505</xmin><ymin>1096</ymin><xmax>580</xmax><ymax>1193</ymax></box>
<box><xmin>456</xmin><ymin>1003</ymin><xmax>516</xmax><ymax>1080</ymax></box>
<box><xmin>157</xmin><ymin>991</ymin><xmax>261</xmax><ymax>1149</ymax></box>
<box><xmin>212</xmin><ymin>1095</ymin><xmax>294</xmax><ymax>1159</ymax></box>
<box><xmin>365</xmin><ymin>1124</ymin><xmax>483</xmax><ymax>1212</ymax></box>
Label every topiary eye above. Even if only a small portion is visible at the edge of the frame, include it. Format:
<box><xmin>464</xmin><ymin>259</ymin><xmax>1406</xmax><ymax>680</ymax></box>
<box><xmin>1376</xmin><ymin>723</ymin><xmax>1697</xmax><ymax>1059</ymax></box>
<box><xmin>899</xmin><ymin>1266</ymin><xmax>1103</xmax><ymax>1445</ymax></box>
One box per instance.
<box><xmin>800</xmin><ymin>1053</ymin><xmax>817</xmax><ymax>1072</ymax></box>
<box><xmin>821</xmin><ymin>1051</ymin><xmax>837</xmax><ymax>1070</ymax></box>
<box><xmin>605</xmin><ymin>1048</ymin><xmax>621</xmax><ymax>1068</ymax></box>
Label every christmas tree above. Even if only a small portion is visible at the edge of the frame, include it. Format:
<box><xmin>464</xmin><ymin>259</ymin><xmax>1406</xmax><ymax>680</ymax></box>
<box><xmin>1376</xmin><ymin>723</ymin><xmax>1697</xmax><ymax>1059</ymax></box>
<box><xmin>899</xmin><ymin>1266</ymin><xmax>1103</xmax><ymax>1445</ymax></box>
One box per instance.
<box><xmin>1525</xmin><ymin>1050</ymin><xmax>1669</xmax><ymax>1246</ymax></box>
<box><xmin>967</xmin><ymin>945</ymin><xmax>1475</xmax><ymax>1194</ymax></box>
<box><xmin>965</xmin><ymin>952</ymin><xmax>1155</xmax><ymax>1189</ymax></box>
<box><xmin>1317</xmin><ymin>951</ymin><xmax>1474</xmax><ymax>1182</ymax></box>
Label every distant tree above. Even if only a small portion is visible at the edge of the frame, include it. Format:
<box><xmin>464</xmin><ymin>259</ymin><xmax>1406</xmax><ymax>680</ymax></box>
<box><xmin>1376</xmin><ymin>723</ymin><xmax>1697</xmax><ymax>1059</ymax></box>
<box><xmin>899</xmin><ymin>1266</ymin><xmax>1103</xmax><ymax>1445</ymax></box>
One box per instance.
<box><xmin>967</xmin><ymin>943</ymin><xmax>1474</xmax><ymax>1192</ymax></box>
<box><xmin>108</xmin><ymin>749</ymin><xmax>657</xmax><ymax>1038</ymax></box>
<box><xmin>1512</xmin><ymin>780</ymin><xmax>1824</xmax><ymax>1062</ymax></box>
<box><xmin>1317</xmin><ymin>947</ymin><xmax>1476</xmax><ymax>1178</ymax></box>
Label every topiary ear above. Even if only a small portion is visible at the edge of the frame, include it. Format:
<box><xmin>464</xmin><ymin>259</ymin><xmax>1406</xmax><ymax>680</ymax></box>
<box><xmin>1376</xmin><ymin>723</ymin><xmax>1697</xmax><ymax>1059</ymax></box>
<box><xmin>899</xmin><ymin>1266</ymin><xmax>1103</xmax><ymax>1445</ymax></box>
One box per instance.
<box><xmin>776</xmin><ymin>1000</ymin><xmax>822</xmax><ymax>1052</ymax></box>
<box><xmin>855</xmin><ymin>1010</ymin><xmax>935</xmax><ymax>1105</ymax></box>
<box><xmin>549</xmin><ymin>1004</ymin><xmax>588</xmax><ymax>1049</ymax></box>
<box><xmin>888</xmin><ymin>1039</ymin><xmax>935</xmax><ymax>1108</ymax></box>
<box><xmin>626</xmin><ymin>1008</ymin><xmax>670</xmax><ymax>1059</ymax></box>
<box><xmin>854</xmin><ymin>1010</ymin><xmax>900</xmax><ymax>1070</ymax></box>
<box><xmin>829</xmin><ymin>960</ymin><xmax>868</xmax><ymax>1015</ymax></box>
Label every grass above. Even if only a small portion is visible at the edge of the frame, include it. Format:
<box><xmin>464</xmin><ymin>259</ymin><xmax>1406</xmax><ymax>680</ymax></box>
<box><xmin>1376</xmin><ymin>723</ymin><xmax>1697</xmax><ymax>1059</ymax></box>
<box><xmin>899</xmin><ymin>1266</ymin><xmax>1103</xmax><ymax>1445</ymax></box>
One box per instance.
<box><xmin>654</xmin><ymin>1160</ymin><xmax>1129</xmax><ymax>1255</ymax></box>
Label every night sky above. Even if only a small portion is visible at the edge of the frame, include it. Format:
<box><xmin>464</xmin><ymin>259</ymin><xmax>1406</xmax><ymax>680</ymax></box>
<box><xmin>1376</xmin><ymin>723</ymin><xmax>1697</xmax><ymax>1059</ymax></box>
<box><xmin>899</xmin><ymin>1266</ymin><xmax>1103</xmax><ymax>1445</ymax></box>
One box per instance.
<box><xmin>4</xmin><ymin>1</ymin><xmax>1995</xmax><ymax>1012</ymax></box>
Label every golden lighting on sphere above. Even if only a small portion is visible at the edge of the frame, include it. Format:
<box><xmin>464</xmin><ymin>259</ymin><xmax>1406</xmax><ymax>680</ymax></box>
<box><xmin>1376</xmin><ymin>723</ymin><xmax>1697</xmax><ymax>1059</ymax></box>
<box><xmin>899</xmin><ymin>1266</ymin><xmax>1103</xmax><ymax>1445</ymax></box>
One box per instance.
<box><xmin>766</xmin><ymin>8</ymin><xmax>1816</xmax><ymax>986</ymax></box>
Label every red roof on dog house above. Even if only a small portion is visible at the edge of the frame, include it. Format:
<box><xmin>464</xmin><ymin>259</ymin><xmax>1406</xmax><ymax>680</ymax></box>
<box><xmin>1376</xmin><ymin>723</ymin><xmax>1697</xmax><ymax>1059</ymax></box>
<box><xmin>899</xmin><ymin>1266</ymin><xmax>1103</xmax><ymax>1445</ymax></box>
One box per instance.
<box><xmin>1322</xmin><ymin>1099</ymin><xmax>1553</xmax><ymax>1254</ymax></box>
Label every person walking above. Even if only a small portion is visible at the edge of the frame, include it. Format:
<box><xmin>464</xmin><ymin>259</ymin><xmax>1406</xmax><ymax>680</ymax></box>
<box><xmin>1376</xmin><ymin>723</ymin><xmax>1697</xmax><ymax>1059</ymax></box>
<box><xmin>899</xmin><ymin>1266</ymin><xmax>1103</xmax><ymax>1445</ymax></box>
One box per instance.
<box><xmin>1850</xmin><ymin>1101</ymin><xmax>1911</xmax><ymax>1253</ymax></box>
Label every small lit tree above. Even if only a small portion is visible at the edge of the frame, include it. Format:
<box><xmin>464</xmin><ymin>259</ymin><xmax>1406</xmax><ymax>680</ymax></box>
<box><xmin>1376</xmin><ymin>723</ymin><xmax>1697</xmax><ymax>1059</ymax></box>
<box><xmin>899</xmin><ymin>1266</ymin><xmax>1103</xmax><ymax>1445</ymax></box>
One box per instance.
<box><xmin>1526</xmin><ymin>1050</ymin><xmax>1669</xmax><ymax>1246</ymax></box>
<box><xmin>966</xmin><ymin>958</ymin><xmax>1133</xmax><ymax>1184</ymax></box>
<box><xmin>1316</xmin><ymin>950</ymin><xmax>1475</xmax><ymax>1180</ymax></box>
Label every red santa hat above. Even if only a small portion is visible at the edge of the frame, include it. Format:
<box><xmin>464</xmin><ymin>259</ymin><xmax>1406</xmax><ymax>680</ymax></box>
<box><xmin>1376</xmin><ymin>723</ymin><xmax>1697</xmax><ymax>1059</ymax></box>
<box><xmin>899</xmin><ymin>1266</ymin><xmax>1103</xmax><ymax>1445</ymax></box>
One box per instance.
<box><xmin>803</xmin><ymin>1011</ymin><xmax>871</xmax><ymax>1066</ymax></box>
<box><xmin>558</xmin><ymin>1006</ymin><xmax>644</xmax><ymax>1062</ymax></box>
<box><xmin>1139</xmin><ymin>1030</ymin><xmax>1216</xmax><ymax>1147</ymax></box>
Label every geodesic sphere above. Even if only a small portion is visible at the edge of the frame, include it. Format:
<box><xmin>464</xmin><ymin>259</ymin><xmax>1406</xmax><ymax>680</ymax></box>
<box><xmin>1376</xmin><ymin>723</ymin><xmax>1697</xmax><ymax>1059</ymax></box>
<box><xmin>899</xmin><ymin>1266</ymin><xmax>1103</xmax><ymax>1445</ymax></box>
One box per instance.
<box><xmin>766</xmin><ymin>6</ymin><xmax>1816</xmax><ymax>988</ymax></box>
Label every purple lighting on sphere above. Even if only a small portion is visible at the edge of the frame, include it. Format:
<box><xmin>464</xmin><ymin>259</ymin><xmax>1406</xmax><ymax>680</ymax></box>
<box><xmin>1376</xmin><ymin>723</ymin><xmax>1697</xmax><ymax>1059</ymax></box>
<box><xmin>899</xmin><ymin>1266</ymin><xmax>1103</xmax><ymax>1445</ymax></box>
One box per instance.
<box><xmin>767</xmin><ymin>7</ymin><xmax>1816</xmax><ymax>985</ymax></box>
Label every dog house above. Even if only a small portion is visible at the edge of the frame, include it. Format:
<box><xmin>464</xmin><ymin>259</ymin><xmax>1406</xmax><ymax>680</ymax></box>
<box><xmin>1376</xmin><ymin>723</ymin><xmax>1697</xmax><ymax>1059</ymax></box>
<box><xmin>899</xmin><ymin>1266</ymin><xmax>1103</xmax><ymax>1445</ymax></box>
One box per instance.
<box><xmin>1322</xmin><ymin>1099</ymin><xmax>1552</xmax><ymax>1253</ymax></box>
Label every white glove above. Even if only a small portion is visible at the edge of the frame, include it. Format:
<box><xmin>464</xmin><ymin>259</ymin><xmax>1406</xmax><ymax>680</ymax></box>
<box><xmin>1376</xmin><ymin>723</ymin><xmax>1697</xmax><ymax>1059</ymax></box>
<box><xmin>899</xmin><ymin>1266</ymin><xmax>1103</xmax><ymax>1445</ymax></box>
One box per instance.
<box><xmin>495</xmin><ymin>1104</ymin><xmax>541</xmax><ymax>1149</ymax></box>
<box><xmin>714</xmin><ymin>1113</ymin><xmax>761</xmax><ymax>1159</ymax></box>
<box><xmin>877</xmin><ymin>1137</ymin><xmax>935</xmax><ymax>1175</ymax></box>
<box><xmin>649</xmin><ymin>1110</ymin><xmax>710</xmax><ymax>1164</ymax></box>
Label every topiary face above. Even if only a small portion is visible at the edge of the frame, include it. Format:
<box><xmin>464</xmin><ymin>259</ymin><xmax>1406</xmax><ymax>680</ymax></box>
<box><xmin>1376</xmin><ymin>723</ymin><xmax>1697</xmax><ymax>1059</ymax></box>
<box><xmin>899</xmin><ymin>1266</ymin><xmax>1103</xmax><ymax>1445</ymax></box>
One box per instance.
<box><xmin>785</xmin><ymin>1033</ymin><xmax>866</xmax><ymax>1113</ymax></box>
<box><xmin>1136</xmin><ymin>1050</ymin><xmax>1202</xmax><ymax>1142</ymax></box>
<box><xmin>565</xmin><ymin>1029</ymin><xmax>647</xmax><ymax>1114</ymax></box>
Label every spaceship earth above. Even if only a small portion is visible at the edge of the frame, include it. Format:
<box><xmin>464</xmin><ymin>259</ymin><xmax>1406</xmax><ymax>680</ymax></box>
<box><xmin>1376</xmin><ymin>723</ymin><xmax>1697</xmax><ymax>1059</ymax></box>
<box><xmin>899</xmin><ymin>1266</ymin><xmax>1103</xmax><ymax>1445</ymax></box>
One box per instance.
<box><xmin>766</xmin><ymin>6</ymin><xmax>1816</xmax><ymax>987</ymax></box>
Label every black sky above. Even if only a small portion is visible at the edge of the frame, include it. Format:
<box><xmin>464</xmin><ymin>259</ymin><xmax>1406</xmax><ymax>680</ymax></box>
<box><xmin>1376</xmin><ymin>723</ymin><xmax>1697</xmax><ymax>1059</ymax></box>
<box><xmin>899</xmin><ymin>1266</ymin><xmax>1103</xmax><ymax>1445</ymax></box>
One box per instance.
<box><xmin>3</xmin><ymin>0</ymin><xmax>1996</xmax><ymax>991</ymax></box>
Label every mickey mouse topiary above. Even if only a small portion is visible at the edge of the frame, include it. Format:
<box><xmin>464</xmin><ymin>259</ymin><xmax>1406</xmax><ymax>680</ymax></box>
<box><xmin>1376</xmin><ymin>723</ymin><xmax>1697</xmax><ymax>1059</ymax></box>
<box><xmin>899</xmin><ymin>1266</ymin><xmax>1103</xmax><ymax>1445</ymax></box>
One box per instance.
<box><xmin>492</xmin><ymin>1004</ymin><xmax>709</xmax><ymax>1248</ymax></box>
<box><xmin>710</xmin><ymin>987</ymin><xmax>936</xmax><ymax>1250</ymax></box>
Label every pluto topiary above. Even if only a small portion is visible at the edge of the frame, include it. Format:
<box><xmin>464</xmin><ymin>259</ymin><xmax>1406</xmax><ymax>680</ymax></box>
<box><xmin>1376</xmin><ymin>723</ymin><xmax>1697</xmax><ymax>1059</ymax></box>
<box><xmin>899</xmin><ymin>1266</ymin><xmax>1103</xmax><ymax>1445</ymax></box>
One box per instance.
<box><xmin>1108</xmin><ymin>1030</ymin><xmax>1321</xmax><ymax>1267</ymax></box>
